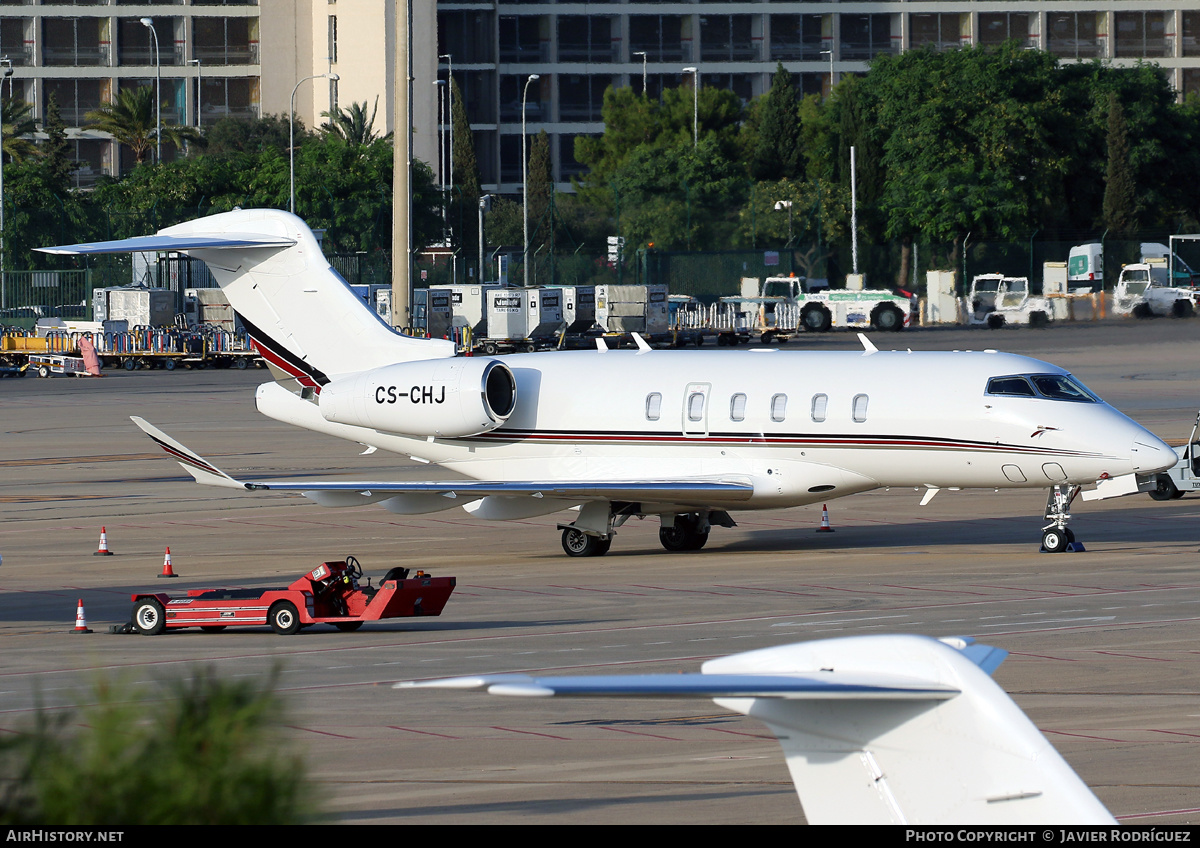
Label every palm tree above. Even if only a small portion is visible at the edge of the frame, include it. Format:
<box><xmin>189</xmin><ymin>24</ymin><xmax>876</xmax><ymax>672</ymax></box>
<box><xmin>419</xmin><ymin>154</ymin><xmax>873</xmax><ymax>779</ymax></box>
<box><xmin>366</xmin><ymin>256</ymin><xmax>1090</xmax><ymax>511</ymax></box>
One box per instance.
<box><xmin>85</xmin><ymin>86</ymin><xmax>204</xmax><ymax>165</ymax></box>
<box><xmin>320</xmin><ymin>98</ymin><xmax>389</xmax><ymax>146</ymax></box>
<box><xmin>1</xmin><ymin>97</ymin><xmax>38</xmax><ymax>163</ymax></box>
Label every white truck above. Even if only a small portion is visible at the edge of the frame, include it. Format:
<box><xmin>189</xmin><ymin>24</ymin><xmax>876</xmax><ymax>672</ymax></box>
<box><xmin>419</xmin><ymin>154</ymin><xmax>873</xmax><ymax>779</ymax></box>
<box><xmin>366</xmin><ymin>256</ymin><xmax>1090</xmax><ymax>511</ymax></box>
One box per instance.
<box><xmin>966</xmin><ymin>274</ymin><xmax>1052</xmax><ymax>328</ymax></box>
<box><xmin>1113</xmin><ymin>259</ymin><xmax>1198</xmax><ymax>318</ymax></box>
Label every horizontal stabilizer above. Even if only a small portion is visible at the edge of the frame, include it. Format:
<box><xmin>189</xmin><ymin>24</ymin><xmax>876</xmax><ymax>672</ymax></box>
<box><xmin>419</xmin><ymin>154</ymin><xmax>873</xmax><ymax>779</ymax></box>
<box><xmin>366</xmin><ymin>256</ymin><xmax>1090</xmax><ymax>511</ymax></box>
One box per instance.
<box><xmin>398</xmin><ymin>634</ymin><xmax>1115</xmax><ymax>825</ymax></box>
<box><xmin>36</xmin><ymin>233</ymin><xmax>296</xmax><ymax>255</ymax></box>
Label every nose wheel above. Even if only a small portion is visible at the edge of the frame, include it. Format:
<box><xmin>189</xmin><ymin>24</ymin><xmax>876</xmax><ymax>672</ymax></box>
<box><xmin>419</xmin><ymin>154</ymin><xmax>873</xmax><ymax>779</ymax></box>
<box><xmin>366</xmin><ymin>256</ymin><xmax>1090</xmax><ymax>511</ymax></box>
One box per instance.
<box><xmin>1041</xmin><ymin>484</ymin><xmax>1084</xmax><ymax>553</ymax></box>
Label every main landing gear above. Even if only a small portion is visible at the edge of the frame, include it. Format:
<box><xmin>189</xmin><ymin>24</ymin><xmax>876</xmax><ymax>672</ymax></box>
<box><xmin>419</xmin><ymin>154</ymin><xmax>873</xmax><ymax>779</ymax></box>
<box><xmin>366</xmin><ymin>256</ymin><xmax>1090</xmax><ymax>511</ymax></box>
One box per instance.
<box><xmin>1041</xmin><ymin>484</ymin><xmax>1084</xmax><ymax>553</ymax></box>
<box><xmin>557</xmin><ymin>506</ymin><xmax>735</xmax><ymax>557</ymax></box>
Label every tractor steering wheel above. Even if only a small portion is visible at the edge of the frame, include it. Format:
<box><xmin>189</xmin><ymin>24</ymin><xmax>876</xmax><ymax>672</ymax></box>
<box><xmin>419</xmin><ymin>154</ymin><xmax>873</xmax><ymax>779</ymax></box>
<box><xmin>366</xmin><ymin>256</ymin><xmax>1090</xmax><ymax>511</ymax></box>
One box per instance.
<box><xmin>344</xmin><ymin>556</ymin><xmax>363</xmax><ymax>580</ymax></box>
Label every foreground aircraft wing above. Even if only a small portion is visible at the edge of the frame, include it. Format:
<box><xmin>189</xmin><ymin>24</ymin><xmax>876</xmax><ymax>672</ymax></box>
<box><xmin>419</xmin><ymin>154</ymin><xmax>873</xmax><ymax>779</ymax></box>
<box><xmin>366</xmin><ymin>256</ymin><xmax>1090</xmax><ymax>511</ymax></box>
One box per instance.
<box><xmin>131</xmin><ymin>416</ymin><xmax>755</xmax><ymax>504</ymax></box>
<box><xmin>398</xmin><ymin>634</ymin><xmax>1116</xmax><ymax>826</ymax></box>
<box><xmin>36</xmin><ymin>234</ymin><xmax>296</xmax><ymax>255</ymax></box>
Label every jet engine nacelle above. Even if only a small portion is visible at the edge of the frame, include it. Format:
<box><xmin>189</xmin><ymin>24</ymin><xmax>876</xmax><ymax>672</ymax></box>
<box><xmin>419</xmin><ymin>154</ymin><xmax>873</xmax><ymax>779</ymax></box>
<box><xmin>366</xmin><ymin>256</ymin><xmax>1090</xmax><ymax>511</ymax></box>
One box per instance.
<box><xmin>318</xmin><ymin>358</ymin><xmax>516</xmax><ymax>438</ymax></box>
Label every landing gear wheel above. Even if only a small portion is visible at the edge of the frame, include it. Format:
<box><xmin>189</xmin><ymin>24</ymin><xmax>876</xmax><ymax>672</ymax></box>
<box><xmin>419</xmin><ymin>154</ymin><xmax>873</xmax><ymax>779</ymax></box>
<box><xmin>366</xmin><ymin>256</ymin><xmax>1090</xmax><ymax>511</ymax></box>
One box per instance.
<box><xmin>334</xmin><ymin>621</ymin><xmax>364</xmax><ymax>632</ymax></box>
<box><xmin>659</xmin><ymin>518</ymin><xmax>709</xmax><ymax>552</ymax></box>
<box><xmin>133</xmin><ymin>599</ymin><xmax>166</xmax><ymax>635</ymax></box>
<box><xmin>561</xmin><ymin>528</ymin><xmax>610</xmax><ymax>557</ymax></box>
<box><xmin>1041</xmin><ymin>528</ymin><xmax>1069</xmax><ymax>553</ymax></box>
<box><xmin>1149</xmin><ymin>474</ymin><xmax>1179</xmax><ymax>501</ymax></box>
<box><xmin>268</xmin><ymin>601</ymin><xmax>301</xmax><ymax>635</ymax></box>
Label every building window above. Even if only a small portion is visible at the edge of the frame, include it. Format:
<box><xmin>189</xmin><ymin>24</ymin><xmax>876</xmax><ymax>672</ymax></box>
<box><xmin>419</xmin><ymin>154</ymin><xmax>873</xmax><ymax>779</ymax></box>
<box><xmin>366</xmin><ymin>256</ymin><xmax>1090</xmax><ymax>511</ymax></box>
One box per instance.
<box><xmin>499</xmin><ymin>16</ymin><xmax>546</xmax><ymax>63</ymax></box>
<box><xmin>909</xmin><ymin>13</ymin><xmax>966</xmax><ymax>52</ymax></box>
<box><xmin>328</xmin><ymin>15</ymin><xmax>336</xmax><ymax>63</ymax></box>
<box><xmin>559</xmin><ymin>75</ymin><xmax>612</xmax><ymax>122</ymax></box>
<box><xmin>1115</xmin><ymin>11</ymin><xmax>1171</xmax><ymax>59</ymax></box>
<box><xmin>700</xmin><ymin>15</ymin><xmax>758</xmax><ymax>62</ymax></box>
<box><xmin>840</xmin><ymin>14</ymin><xmax>895</xmax><ymax>61</ymax></box>
<box><xmin>978</xmin><ymin>13</ymin><xmax>1033</xmax><ymax>51</ymax></box>
<box><xmin>770</xmin><ymin>14</ymin><xmax>827</xmax><ymax>62</ymax></box>
<box><xmin>1047</xmin><ymin>13</ymin><xmax>1102</xmax><ymax>59</ymax></box>
<box><xmin>43</xmin><ymin>17</ymin><xmax>109</xmax><ymax>66</ymax></box>
<box><xmin>558</xmin><ymin>16</ymin><xmax>614</xmax><ymax>63</ymax></box>
<box><xmin>629</xmin><ymin>16</ymin><xmax>686</xmax><ymax>63</ymax></box>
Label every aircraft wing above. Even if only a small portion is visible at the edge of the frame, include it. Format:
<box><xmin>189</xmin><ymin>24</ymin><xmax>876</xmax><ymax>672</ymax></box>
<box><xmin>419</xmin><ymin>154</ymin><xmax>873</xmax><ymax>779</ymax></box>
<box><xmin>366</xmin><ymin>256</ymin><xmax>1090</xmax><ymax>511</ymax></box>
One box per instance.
<box><xmin>130</xmin><ymin>416</ymin><xmax>755</xmax><ymax>504</ymax></box>
<box><xmin>398</xmin><ymin>635</ymin><xmax>1116</xmax><ymax>825</ymax></box>
<box><xmin>36</xmin><ymin>234</ymin><xmax>296</xmax><ymax>255</ymax></box>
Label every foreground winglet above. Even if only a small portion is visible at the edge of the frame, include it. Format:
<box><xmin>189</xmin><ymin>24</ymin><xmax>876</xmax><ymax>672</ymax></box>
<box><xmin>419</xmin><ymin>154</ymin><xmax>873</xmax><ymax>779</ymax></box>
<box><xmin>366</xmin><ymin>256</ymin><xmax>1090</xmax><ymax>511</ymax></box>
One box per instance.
<box><xmin>130</xmin><ymin>416</ymin><xmax>247</xmax><ymax>490</ymax></box>
<box><xmin>397</xmin><ymin>634</ymin><xmax>1115</xmax><ymax>825</ymax></box>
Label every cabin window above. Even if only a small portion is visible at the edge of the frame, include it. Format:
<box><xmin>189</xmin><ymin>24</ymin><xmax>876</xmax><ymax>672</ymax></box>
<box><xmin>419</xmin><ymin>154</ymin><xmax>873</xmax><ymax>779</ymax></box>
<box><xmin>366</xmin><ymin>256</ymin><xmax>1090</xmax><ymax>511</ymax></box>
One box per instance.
<box><xmin>852</xmin><ymin>394</ymin><xmax>869</xmax><ymax>422</ymax></box>
<box><xmin>645</xmin><ymin>392</ymin><xmax>662</xmax><ymax>421</ymax></box>
<box><xmin>687</xmin><ymin>392</ymin><xmax>706</xmax><ymax>422</ymax></box>
<box><xmin>730</xmin><ymin>393</ymin><xmax>747</xmax><ymax>422</ymax></box>
<box><xmin>811</xmin><ymin>393</ymin><xmax>828</xmax><ymax>422</ymax></box>
<box><xmin>770</xmin><ymin>393</ymin><xmax>787</xmax><ymax>422</ymax></box>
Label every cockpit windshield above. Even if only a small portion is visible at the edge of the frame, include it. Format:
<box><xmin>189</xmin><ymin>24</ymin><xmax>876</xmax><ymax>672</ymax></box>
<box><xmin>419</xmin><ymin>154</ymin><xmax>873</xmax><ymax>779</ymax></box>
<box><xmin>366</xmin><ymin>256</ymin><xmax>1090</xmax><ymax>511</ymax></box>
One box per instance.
<box><xmin>986</xmin><ymin>374</ymin><xmax>1100</xmax><ymax>403</ymax></box>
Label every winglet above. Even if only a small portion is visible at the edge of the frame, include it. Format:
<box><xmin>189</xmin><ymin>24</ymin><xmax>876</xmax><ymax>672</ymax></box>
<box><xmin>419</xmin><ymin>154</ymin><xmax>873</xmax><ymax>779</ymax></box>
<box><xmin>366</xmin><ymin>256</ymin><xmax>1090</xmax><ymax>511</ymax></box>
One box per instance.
<box><xmin>130</xmin><ymin>416</ymin><xmax>248</xmax><ymax>489</ymax></box>
<box><xmin>858</xmin><ymin>333</ymin><xmax>878</xmax><ymax>355</ymax></box>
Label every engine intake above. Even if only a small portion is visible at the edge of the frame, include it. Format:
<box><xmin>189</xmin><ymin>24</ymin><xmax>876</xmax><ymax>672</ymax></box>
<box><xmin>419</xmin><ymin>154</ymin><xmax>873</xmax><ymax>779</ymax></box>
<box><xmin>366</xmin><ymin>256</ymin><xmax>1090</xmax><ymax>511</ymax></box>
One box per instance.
<box><xmin>318</xmin><ymin>358</ymin><xmax>516</xmax><ymax>438</ymax></box>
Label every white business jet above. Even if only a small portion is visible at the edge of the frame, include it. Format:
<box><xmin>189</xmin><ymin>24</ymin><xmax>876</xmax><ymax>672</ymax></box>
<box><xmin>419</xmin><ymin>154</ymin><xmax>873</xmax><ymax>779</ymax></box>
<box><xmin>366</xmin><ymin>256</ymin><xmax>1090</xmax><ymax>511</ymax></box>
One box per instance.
<box><xmin>41</xmin><ymin>209</ymin><xmax>1177</xmax><ymax>557</ymax></box>
<box><xmin>398</xmin><ymin>634</ymin><xmax>1117</xmax><ymax>825</ymax></box>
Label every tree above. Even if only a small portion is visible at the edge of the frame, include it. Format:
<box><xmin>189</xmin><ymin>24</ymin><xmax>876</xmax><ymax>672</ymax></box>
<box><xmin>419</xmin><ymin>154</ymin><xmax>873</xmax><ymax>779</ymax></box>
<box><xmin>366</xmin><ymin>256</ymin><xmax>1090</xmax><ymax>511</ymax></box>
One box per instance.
<box><xmin>205</xmin><ymin>114</ymin><xmax>298</xmax><ymax>157</ymax></box>
<box><xmin>40</xmin><ymin>93</ymin><xmax>76</xmax><ymax>194</ymax></box>
<box><xmin>750</xmin><ymin>64</ymin><xmax>803</xmax><ymax>182</ymax></box>
<box><xmin>448</xmin><ymin>79</ymin><xmax>482</xmax><ymax>271</ymax></box>
<box><xmin>526</xmin><ymin>129</ymin><xmax>554</xmax><ymax>249</ymax></box>
<box><xmin>320</xmin><ymin>98</ymin><xmax>389</xmax><ymax>146</ymax></box>
<box><xmin>84</xmin><ymin>87</ymin><xmax>203</xmax><ymax>166</ymax></box>
<box><xmin>1</xmin><ymin>97</ymin><xmax>38</xmax><ymax>163</ymax></box>
<box><xmin>1102</xmin><ymin>92</ymin><xmax>1138</xmax><ymax>236</ymax></box>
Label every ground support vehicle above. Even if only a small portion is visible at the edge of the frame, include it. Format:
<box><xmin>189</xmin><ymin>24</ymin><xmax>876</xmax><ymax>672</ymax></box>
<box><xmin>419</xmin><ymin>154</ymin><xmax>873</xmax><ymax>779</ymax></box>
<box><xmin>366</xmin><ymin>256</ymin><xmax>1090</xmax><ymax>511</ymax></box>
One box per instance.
<box><xmin>127</xmin><ymin>558</ymin><xmax>456</xmax><ymax>635</ymax></box>
<box><xmin>28</xmin><ymin>353</ymin><xmax>90</xmax><ymax>378</ymax></box>
<box><xmin>966</xmin><ymin>274</ymin><xmax>1052</xmax><ymax>329</ymax></box>
<box><xmin>1144</xmin><ymin>410</ymin><xmax>1200</xmax><ymax>501</ymax></box>
<box><xmin>745</xmin><ymin>276</ymin><xmax>909</xmax><ymax>335</ymax></box>
<box><xmin>1113</xmin><ymin>261</ymin><xmax>1198</xmax><ymax>319</ymax></box>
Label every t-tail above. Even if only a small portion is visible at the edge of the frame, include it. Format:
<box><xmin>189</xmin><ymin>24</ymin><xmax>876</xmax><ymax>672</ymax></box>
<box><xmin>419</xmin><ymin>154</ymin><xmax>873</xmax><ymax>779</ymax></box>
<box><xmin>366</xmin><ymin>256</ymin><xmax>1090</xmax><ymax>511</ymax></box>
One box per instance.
<box><xmin>38</xmin><ymin>208</ymin><xmax>454</xmax><ymax>387</ymax></box>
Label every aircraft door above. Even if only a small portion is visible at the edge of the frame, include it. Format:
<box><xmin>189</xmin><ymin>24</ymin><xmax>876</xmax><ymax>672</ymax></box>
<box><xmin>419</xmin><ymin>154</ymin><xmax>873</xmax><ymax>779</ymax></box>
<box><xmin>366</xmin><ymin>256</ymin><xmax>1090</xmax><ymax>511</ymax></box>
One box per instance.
<box><xmin>682</xmin><ymin>382</ymin><xmax>711</xmax><ymax>438</ymax></box>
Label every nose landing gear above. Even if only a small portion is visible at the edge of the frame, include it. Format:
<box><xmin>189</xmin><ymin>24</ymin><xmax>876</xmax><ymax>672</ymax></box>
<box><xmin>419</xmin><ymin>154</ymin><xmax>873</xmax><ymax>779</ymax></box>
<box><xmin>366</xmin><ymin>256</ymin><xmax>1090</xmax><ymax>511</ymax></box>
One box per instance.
<box><xmin>1041</xmin><ymin>484</ymin><xmax>1085</xmax><ymax>553</ymax></box>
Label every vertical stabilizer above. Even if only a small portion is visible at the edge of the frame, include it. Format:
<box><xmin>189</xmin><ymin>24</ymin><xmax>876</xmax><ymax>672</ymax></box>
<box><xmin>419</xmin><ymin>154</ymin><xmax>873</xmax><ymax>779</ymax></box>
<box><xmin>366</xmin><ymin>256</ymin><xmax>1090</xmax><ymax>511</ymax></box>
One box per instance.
<box><xmin>38</xmin><ymin>209</ymin><xmax>454</xmax><ymax>384</ymax></box>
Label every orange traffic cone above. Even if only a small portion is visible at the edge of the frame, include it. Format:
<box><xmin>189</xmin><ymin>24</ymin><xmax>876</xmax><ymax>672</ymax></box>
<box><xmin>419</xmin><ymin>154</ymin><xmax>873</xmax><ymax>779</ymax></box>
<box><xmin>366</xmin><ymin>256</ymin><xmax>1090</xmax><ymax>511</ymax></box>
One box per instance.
<box><xmin>94</xmin><ymin>526</ymin><xmax>114</xmax><ymax>556</ymax></box>
<box><xmin>72</xmin><ymin>599</ymin><xmax>93</xmax><ymax>634</ymax></box>
<box><xmin>158</xmin><ymin>547</ymin><xmax>178</xmax><ymax>579</ymax></box>
<box><xmin>816</xmin><ymin>504</ymin><xmax>835</xmax><ymax>533</ymax></box>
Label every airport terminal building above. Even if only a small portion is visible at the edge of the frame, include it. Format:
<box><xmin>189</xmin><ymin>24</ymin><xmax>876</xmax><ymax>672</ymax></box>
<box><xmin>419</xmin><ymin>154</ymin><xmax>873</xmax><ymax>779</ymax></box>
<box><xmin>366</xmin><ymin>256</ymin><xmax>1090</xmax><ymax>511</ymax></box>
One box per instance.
<box><xmin>3</xmin><ymin>1</ymin><xmax>1200</xmax><ymax>190</ymax></box>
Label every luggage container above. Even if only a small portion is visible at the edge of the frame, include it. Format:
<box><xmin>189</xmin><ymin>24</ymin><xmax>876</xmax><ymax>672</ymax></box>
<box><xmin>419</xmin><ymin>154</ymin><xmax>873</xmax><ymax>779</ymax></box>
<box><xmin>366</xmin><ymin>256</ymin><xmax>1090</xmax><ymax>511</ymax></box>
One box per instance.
<box><xmin>480</xmin><ymin>288</ymin><xmax>565</xmax><ymax>354</ymax></box>
<box><xmin>426</xmin><ymin>284</ymin><xmax>499</xmax><ymax>341</ymax></box>
<box><xmin>92</xmin><ymin>287</ymin><xmax>175</xmax><ymax>328</ymax></box>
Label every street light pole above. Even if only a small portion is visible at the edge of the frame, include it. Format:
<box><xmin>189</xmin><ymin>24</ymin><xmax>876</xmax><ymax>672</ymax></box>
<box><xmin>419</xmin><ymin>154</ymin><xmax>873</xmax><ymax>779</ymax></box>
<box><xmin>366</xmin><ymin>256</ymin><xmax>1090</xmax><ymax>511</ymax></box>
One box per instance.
<box><xmin>774</xmin><ymin>200</ymin><xmax>793</xmax><ymax>246</ymax></box>
<box><xmin>188</xmin><ymin>58</ymin><xmax>201</xmax><ymax>128</ymax></box>
<box><xmin>0</xmin><ymin>59</ymin><xmax>12</xmax><ymax>311</ymax></box>
<box><xmin>633</xmin><ymin>51</ymin><xmax>647</xmax><ymax>96</ymax></box>
<box><xmin>433</xmin><ymin>79</ymin><xmax>446</xmax><ymax>238</ymax></box>
<box><xmin>139</xmin><ymin>18</ymin><xmax>160</xmax><ymax>164</ymax></box>
<box><xmin>478</xmin><ymin>193</ymin><xmax>492</xmax><ymax>284</ymax></box>
<box><xmin>682</xmin><ymin>67</ymin><xmax>698</xmax><ymax>147</ymax></box>
<box><xmin>440</xmin><ymin>54</ymin><xmax>453</xmax><ymax>205</ymax></box>
<box><xmin>521</xmin><ymin>73</ymin><xmax>539</xmax><ymax>288</ymax></box>
<box><xmin>290</xmin><ymin>72</ymin><xmax>339</xmax><ymax>215</ymax></box>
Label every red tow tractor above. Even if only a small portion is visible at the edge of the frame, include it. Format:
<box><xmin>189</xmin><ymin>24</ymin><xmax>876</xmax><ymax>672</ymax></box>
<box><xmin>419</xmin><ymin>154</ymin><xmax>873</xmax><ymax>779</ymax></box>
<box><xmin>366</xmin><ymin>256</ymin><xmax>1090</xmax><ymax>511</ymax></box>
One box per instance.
<box><xmin>128</xmin><ymin>557</ymin><xmax>455</xmax><ymax>635</ymax></box>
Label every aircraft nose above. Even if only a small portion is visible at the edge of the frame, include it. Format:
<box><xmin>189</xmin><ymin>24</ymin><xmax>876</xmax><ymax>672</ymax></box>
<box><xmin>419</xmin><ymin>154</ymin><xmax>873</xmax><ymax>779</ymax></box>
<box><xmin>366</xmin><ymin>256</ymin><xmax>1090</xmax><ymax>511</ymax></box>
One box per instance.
<box><xmin>1131</xmin><ymin>436</ymin><xmax>1177</xmax><ymax>474</ymax></box>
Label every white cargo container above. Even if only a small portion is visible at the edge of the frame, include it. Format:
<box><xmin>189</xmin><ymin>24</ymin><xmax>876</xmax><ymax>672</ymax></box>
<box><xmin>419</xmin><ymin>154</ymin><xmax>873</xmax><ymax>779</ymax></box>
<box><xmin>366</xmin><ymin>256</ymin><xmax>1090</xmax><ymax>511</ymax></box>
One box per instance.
<box><xmin>425</xmin><ymin>284</ymin><xmax>499</xmax><ymax>340</ymax></box>
<box><xmin>594</xmin><ymin>284</ymin><xmax>669</xmax><ymax>336</ymax></box>
<box><xmin>482</xmin><ymin>288</ymin><xmax>565</xmax><ymax>352</ymax></box>
<box><xmin>182</xmin><ymin>288</ymin><xmax>240</xmax><ymax>332</ymax></box>
<box><xmin>92</xmin><ymin>287</ymin><xmax>175</xmax><ymax>328</ymax></box>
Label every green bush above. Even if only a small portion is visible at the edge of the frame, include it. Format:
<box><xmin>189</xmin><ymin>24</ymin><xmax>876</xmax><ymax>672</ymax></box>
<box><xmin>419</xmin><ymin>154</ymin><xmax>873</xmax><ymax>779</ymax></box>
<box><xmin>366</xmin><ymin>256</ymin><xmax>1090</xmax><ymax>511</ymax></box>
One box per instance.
<box><xmin>0</xmin><ymin>667</ymin><xmax>316</xmax><ymax>825</ymax></box>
